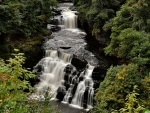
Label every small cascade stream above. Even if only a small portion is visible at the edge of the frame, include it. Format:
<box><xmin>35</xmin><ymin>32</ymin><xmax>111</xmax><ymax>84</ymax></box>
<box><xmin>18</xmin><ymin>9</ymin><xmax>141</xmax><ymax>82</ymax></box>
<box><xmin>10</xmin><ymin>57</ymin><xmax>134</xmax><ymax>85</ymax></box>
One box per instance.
<box><xmin>32</xmin><ymin>2</ymin><xmax>106</xmax><ymax>112</ymax></box>
<box><xmin>70</xmin><ymin>64</ymin><xmax>94</xmax><ymax>109</ymax></box>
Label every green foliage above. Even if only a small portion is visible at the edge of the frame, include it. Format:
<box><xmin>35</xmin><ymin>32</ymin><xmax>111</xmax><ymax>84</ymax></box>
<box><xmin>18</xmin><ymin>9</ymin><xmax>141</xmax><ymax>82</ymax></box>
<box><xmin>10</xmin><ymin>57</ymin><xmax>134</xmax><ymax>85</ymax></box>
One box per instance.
<box><xmin>105</xmin><ymin>28</ymin><xmax>150</xmax><ymax>65</ymax></box>
<box><xmin>112</xmin><ymin>85</ymin><xmax>144</xmax><ymax>113</ymax></box>
<box><xmin>0</xmin><ymin>0</ymin><xmax>57</xmax><ymax>38</ymax></box>
<box><xmin>92</xmin><ymin>0</ymin><xmax>150</xmax><ymax>112</ymax></box>
<box><xmin>92</xmin><ymin>64</ymin><xmax>144</xmax><ymax>112</ymax></box>
<box><xmin>140</xmin><ymin>74</ymin><xmax>150</xmax><ymax>107</ymax></box>
<box><xmin>0</xmin><ymin>49</ymin><xmax>57</xmax><ymax>113</ymax></box>
<box><xmin>143</xmin><ymin>109</ymin><xmax>150</xmax><ymax>113</ymax></box>
<box><xmin>27</xmin><ymin>88</ymin><xmax>59</xmax><ymax>113</ymax></box>
<box><xmin>75</xmin><ymin>0</ymin><xmax>125</xmax><ymax>38</ymax></box>
<box><xmin>105</xmin><ymin>0</ymin><xmax>150</xmax><ymax>60</ymax></box>
<box><xmin>104</xmin><ymin>0</ymin><xmax>150</xmax><ymax>67</ymax></box>
<box><xmin>127</xmin><ymin>0</ymin><xmax>150</xmax><ymax>31</ymax></box>
<box><xmin>0</xmin><ymin>49</ymin><xmax>35</xmax><ymax>112</ymax></box>
<box><xmin>76</xmin><ymin>3</ymin><xmax>91</xmax><ymax>27</ymax></box>
<box><xmin>110</xmin><ymin>4</ymin><xmax>132</xmax><ymax>38</ymax></box>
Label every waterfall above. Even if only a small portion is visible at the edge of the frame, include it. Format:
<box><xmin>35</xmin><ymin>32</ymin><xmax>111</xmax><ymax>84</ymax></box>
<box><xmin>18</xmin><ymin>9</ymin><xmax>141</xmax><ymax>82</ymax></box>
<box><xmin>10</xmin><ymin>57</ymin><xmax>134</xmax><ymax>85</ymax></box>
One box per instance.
<box><xmin>33</xmin><ymin>2</ymin><xmax>96</xmax><ymax>111</ymax></box>
<box><xmin>57</xmin><ymin>8</ymin><xmax>78</xmax><ymax>29</ymax></box>
<box><xmin>62</xmin><ymin>9</ymin><xmax>78</xmax><ymax>29</ymax></box>
<box><xmin>34</xmin><ymin>51</ymin><xmax>95</xmax><ymax>109</ymax></box>
<box><xmin>70</xmin><ymin>64</ymin><xmax>94</xmax><ymax>109</ymax></box>
<box><xmin>34</xmin><ymin>50</ymin><xmax>72</xmax><ymax>97</ymax></box>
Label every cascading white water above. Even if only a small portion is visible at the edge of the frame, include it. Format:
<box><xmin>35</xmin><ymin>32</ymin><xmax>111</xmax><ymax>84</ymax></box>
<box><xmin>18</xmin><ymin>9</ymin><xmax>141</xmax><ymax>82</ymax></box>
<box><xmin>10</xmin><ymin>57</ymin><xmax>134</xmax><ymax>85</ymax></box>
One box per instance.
<box><xmin>34</xmin><ymin>55</ymin><xmax>95</xmax><ymax>110</ymax></box>
<box><xmin>34</xmin><ymin>50</ymin><xmax>72</xmax><ymax>97</ymax></box>
<box><xmin>33</xmin><ymin>3</ymin><xmax>96</xmax><ymax>111</ymax></box>
<box><xmin>70</xmin><ymin>64</ymin><xmax>94</xmax><ymax>109</ymax></box>
<box><xmin>63</xmin><ymin>84</ymin><xmax>74</xmax><ymax>103</ymax></box>
<box><xmin>61</xmin><ymin>9</ymin><xmax>78</xmax><ymax>29</ymax></box>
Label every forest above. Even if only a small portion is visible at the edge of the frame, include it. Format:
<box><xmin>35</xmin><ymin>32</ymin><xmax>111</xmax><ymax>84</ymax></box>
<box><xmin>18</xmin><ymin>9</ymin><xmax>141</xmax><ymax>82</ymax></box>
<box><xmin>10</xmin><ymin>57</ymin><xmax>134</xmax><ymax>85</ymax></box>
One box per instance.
<box><xmin>1</xmin><ymin>0</ymin><xmax>150</xmax><ymax>113</ymax></box>
<box><xmin>73</xmin><ymin>0</ymin><xmax>150</xmax><ymax>112</ymax></box>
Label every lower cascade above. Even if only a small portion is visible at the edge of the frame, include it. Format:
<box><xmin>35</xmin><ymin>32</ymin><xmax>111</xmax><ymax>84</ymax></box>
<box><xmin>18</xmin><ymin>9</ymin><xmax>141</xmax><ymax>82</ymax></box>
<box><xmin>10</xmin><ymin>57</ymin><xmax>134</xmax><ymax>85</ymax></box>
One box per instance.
<box><xmin>33</xmin><ymin>2</ymin><xmax>97</xmax><ymax>111</ymax></box>
<box><xmin>70</xmin><ymin>65</ymin><xmax>94</xmax><ymax>109</ymax></box>
<box><xmin>34</xmin><ymin>50</ymin><xmax>72</xmax><ymax>97</ymax></box>
<box><xmin>34</xmin><ymin>50</ymin><xmax>95</xmax><ymax>109</ymax></box>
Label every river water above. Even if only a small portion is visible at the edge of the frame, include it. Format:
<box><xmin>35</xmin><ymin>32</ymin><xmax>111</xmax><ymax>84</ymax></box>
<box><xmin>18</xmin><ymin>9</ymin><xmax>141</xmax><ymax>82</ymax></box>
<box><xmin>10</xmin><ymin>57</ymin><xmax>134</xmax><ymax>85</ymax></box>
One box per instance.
<box><xmin>32</xmin><ymin>2</ymin><xmax>110</xmax><ymax>113</ymax></box>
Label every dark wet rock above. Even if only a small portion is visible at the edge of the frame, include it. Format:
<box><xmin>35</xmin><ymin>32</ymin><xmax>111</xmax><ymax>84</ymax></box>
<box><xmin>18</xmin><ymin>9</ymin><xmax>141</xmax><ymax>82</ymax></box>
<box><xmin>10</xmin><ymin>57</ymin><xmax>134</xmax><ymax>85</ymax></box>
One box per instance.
<box><xmin>44</xmin><ymin>29</ymin><xmax>99</xmax><ymax>66</ymax></box>
<box><xmin>60</xmin><ymin>47</ymin><xmax>71</xmax><ymax>49</ymax></box>
<box><xmin>63</xmin><ymin>64</ymin><xmax>79</xmax><ymax>86</ymax></box>
<box><xmin>71</xmin><ymin>57</ymin><xmax>87</xmax><ymax>71</ymax></box>
<box><xmin>83</xmin><ymin>87</ymin><xmax>89</xmax><ymax>108</ymax></box>
<box><xmin>72</xmin><ymin>70</ymin><xmax>78</xmax><ymax>76</ymax></box>
<box><xmin>69</xmin><ymin>6</ymin><xmax>76</xmax><ymax>11</ymax></box>
<box><xmin>93</xmin><ymin>80</ymin><xmax>101</xmax><ymax>89</ymax></box>
<box><xmin>91</xmin><ymin>67</ymin><xmax>106</xmax><ymax>90</ymax></box>
<box><xmin>72</xmin><ymin>83</ymin><xmax>78</xmax><ymax>95</ymax></box>
<box><xmin>52</xmin><ymin>8</ymin><xmax>62</xmax><ymax>15</ymax></box>
<box><xmin>92</xmin><ymin>67</ymin><xmax>106</xmax><ymax>80</ymax></box>
<box><xmin>58</xmin><ymin>0</ymin><xmax>72</xmax><ymax>3</ymax></box>
<box><xmin>47</xmin><ymin>24</ymin><xmax>61</xmax><ymax>32</ymax></box>
<box><xmin>79</xmin><ymin>72</ymin><xmax>85</xmax><ymax>82</ymax></box>
<box><xmin>33</xmin><ymin>64</ymin><xmax>42</xmax><ymax>72</ymax></box>
<box><xmin>64</xmin><ymin>81</ymin><xmax>71</xmax><ymax>90</ymax></box>
<box><xmin>56</xmin><ymin>85</ymin><xmax>66</xmax><ymax>101</ymax></box>
<box><xmin>64</xmin><ymin>64</ymin><xmax>74</xmax><ymax>73</ymax></box>
<box><xmin>51</xmin><ymin>19</ymin><xmax>59</xmax><ymax>25</ymax></box>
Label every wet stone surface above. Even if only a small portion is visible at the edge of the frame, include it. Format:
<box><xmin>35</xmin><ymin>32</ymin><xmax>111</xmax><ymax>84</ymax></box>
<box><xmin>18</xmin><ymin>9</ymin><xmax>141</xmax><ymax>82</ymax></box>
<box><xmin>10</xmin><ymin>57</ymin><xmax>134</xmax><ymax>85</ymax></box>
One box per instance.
<box><xmin>43</xmin><ymin>29</ymin><xmax>99</xmax><ymax>66</ymax></box>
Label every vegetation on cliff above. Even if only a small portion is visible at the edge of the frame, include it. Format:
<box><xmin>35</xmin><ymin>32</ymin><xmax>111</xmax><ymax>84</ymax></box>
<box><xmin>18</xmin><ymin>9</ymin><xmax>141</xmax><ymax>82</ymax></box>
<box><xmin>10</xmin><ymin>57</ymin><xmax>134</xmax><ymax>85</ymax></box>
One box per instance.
<box><xmin>0</xmin><ymin>50</ymin><xmax>58</xmax><ymax>113</ymax></box>
<box><xmin>0</xmin><ymin>0</ymin><xmax>58</xmax><ymax>112</ymax></box>
<box><xmin>74</xmin><ymin>0</ymin><xmax>150</xmax><ymax>112</ymax></box>
<box><xmin>0</xmin><ymin>0</ymin><xmax>57</xmax><ymax>66</ymax></box>
<box><xmin>0</xmin><ymin>0</ymin><xmax>57</xmax><ymax>38</ymax></box>
<box><xmin>73</xmin><ymin>0</ymin><xmax>125</xmax><ymax>42</ymax></box>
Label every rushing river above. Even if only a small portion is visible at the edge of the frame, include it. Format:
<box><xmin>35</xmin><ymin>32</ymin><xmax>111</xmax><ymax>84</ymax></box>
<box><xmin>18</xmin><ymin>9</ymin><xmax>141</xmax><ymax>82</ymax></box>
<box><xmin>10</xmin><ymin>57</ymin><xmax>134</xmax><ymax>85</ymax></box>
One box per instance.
<box><xmin>31</xmin><ymin>2</ymin><xmax>109</xmax><ymax>113</ymax></box>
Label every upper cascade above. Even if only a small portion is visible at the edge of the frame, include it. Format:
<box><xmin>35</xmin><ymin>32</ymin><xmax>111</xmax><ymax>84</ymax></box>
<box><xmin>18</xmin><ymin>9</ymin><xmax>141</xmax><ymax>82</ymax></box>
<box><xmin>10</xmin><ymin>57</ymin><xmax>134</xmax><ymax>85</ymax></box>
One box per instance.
<box><xmin>61</xmin><ymin>9</ymin><xmax>78</xmax><ymax>29</ymax></box>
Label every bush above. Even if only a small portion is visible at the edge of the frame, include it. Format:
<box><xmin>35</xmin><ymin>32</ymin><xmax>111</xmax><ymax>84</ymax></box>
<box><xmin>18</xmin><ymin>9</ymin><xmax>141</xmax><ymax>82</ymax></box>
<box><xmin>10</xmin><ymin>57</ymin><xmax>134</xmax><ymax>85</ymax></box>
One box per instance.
<box><xmin>0</xmin><ymin>49</ymin><xmax>58</xmax><ymax>113</ymax></box>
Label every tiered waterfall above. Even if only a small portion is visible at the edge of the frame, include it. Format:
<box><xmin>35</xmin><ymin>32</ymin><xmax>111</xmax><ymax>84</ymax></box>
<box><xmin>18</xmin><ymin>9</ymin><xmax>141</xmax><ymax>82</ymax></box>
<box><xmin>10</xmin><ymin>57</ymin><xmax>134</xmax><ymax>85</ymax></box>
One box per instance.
<box><xmin>33</xmin><ymin>3</ymin><xmax>95</xmax><ymax>110</ymax></box>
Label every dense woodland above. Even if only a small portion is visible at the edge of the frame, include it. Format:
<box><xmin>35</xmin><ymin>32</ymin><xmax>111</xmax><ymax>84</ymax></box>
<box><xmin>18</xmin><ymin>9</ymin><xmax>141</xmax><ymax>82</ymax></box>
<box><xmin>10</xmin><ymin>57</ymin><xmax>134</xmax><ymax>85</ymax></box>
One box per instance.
<box><xmin>0</xmin><ymin>0</ymin><xmax>58</xmax><ymax>112</ymax></box>
<box><xmin>0</xmin><ymin>0</ymin><xmax>57</xmax><ymax>64</ymax></box>
<box><xmin>73</xmin><ymin>0</ymin><xmax>150</xmax><ymax>112</ymax></box>
<box><xmin>1</xmin><ymin>0</ymin><xmax>150</xmax><ymax>113</ymax></box>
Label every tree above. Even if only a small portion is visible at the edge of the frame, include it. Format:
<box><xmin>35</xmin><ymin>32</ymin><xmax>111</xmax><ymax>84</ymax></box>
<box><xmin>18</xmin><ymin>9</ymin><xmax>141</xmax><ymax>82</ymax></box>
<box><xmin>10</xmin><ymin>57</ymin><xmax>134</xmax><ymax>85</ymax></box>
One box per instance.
<box><xmin>104</xmin><ymin>0</ymin><xmax>150</xmax><ymax>59</ymax></box>
<box><xmin>0</xmin><ymin>49</ymin><xmax>58</xmax><ymax>113</ymax></box>
<box><xmin>0</xmin><ymin>49</ymin><xmax>35</xmax><ymax>112</ymax></box>
<box><xmin>112</xmin><ymin>85</ymin><xmax>145</xmax><ymax>113</ymax></box>
<box><xmin>0</xmin><ymin>0</ymin><xmax>57</xmax><ymax>39</ymax></box>
<box><xmin>75</xmin><ymin>0</ymin><xmax>125</xmax><ymax>39</ymax></box>
<box><xmin>93</xmin><ymin>0</ymin><xmax>150</xmax><ymax>112</ymax></box>
<box><xmin>92</xmin><ymin>64</ymin><xmax>144</xmax><ymax>112</ymax></box>
<box><xmin>105</xmin><ymin>28</ymin><xmax>150</xmax><ymax>66</ymax></box>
